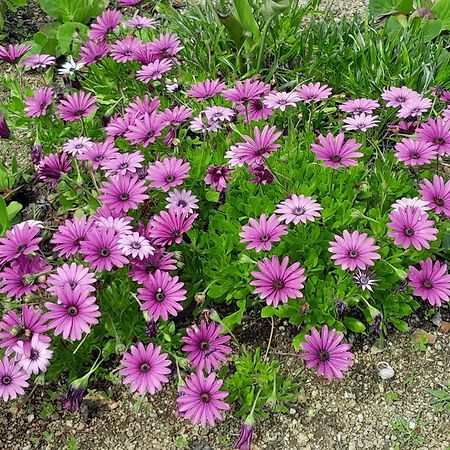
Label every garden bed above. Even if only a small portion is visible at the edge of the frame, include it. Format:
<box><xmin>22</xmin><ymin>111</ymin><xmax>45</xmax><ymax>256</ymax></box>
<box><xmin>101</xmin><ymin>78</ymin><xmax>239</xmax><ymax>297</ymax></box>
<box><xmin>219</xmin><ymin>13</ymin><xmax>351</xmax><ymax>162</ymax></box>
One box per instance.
<box><xmin>0</xmin><ymin>0</ymin><xmax>450</xmax><ymax>449</ymax></box>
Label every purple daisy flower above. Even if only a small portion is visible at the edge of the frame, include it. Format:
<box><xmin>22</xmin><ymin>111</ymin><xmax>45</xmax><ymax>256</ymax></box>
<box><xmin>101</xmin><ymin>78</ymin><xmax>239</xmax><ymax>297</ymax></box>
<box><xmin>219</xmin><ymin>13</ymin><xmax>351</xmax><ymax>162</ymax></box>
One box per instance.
<box><xmin>77</xmin><ymin>139</ymin><xmax>119</xmax><ymax>171</ymax></box>
<box><xmin>339</xmin><ymin>98</ymin><xmax>380</xmax><ymax>114</ymax></box>
<box><xmin>186</xmin><ymin>79</ymin><xmax>226</xmax><ymax>101</ymax></box>
<box><xmin>419</xmin><ymin>175</ymin><xmax>450</xmax><ymax>217</ymax></box>
<box><xmin>203</xmin><ymin>106</ymin><xmax>235</xmax><ymax>123</ymax></box>
<box><xmin>251</xmin><ymin>255</ymin><xmax>306</xmax><ymax>307</ymax></box>
<box><xmin>329</xmin><ymin>230</ymin><xmax>381</xmax><ymax>271</ymax></box>
<box><xmin>181</xmin><ymin>320</ymin><xmax>232</xmax><ymax>373</ymax></box>
<box><xmin>190</xmin><ymin>113</ymin><xmax>222</xmax><ymax>133</ymax></box>
<box><xmin>300</xmin><ymin>325</ymin><xmax>354</xmax><ymax>381</ymax></box>
<box><xmin>99</xmin><ymin>174</ymin><xmax>149</xmax><ymax>214</ymax></box>
<box><xmin>147</xmin><ymin>33</ymin><xmax>183</xmax><ymax>60</ymax></box>
<box><xmin>136</xmin><ymin>59</ymin><xmax>173</xmax><ymax>83</ymax></box>
<box><xmin>416</xmin><ymin>117</ymin><xmax>450</xmax><ymax>156</ymax></box>
<box><xmin>275</xmin><ymin>194</ymin><xmax>322</xmax><ymax>225</ymax></box>
<box><xmin>96</xmin><ymin>216</ymin><xmax>133</xmax><ymax>235</ymax></box>
<box><xmin>129</xmin><ymin>250</ymin><xmax>177</xmax><ymax>283</ymax></box>
<box><xmin>203</xmin><ymin>165</ymin><xmax>233</xmax><ymax>192</ymax></box>
<box><xmin>162</xmin><ymin>106</ymin><xmax>194</xmax><ymax>126</ymax></box>
<box><xmin>166</xmin><ymin>189</ymin><xmax>198</xmax><ymax>214</ymax></box>
<box><xmin>123</xmin><ymin>16</ymin><xmax>157</xmax><ymax>29</ymax></box>
<box><xmin>63</xmin><ymin>137</ymin><xmax>92</xmax><ymax>156</ymax></box>
<box><xmin>0</xmin><ymin>255</ymin><xmax>50</xmax><ymax>299</ymax></box>
<box><xmin>387</xmin><ymin>206</ymin><xmax>438</xmax><ymax>250</ymax></box>
<box><xmin>398</xmin><ymin>97</ymin><xmax>432</xmax><ymax>118</ymax></box>
<box><xmin>51</xmin><ymin>215</ymin><xmax>94</xmax><ymax>257</ymax></box>
<box><xmin>120</xmin><ymin>342</ymin><xmax>171</xmax><ymax>395</ymax></box>
<box><xmin>311</xmin><ymin>133</ymin><xmax>363</xmax><ymax>169</ymax></box>
<box><xmin>239</xmin><ymin>214</ymin><xmax>288</xmax><ymax>252</ymax></box>
<box><xmin>79</xmin><ymin>40</ymin><xmax>109</xmax><ymax>65</ymax></box>
<box><xmin>45</xmin><ymin>285</ymin><xmax>100</xmax><ymax>341</ymax></box>
<box><xmin>0</xmin><ymin>43</ymin><xmax>31</xmax><ymax>64</ymax></box>
<box><xmin>391</xmin><ymin>197</ymin><xmax>430</xmax><ymax>214</ymax></box>
<box><xmin>37</xmin><ymin>152</ymin><xmax>72</xmax><ymax>187</ymax></box>
<box><xmin>23</xmin><ymin>54</ymin><xmax>56</xmax><ymax>69</ymax></box>
<box><xmin>57</xmin><ymin>92</ymin><xmax>98</xmax><ymax>122</ymax></box>
<box><xmin>0</xmin><ymin>305</ymin><xmax>49</xmax><ymax>350</ymax></box>
<box><xmin>296</xmin><ymin>82</ymin><xmax>331</xmax><ymax>102</ymax></box>
<box><xmin>177</xmin><ymin>371</ymin><xmax>229</xmax><ymax>428</ymax></box>
<box><xmin>110</xmin><ymin>38</ymin><xmax>140</xmax><ymax>63</ymax></box>
<box><xmin>343</xmin><ymin>113</ymin><xmax>379</xmax><ymax>132</ymax></box>
<box><xmin>408</xmin><ymin>258</ymin><xmax>450</xmax><ymax>307</ymax></box>
<box><xmin>79</xmin><ymin>227</ymin><xmax>129</xmax><ymax>272</ymax></box>
<box><xmin>149</xmin><ymin>208</ymin><xmax>198</xmax><ymax>247</ymax></box>
<box><xmin>0</xmin><ymin>223</ymin><xmax>42</xmax><ymax>265</ymax></box>
<box><xmin>239</xmin><ymin>97</ymin><xmax>274</xmax><ymax>122</ymax></box>
<box><xmin>89</xmin><ymin>9</ymin><xmax>122</xmax><ymax>41</ymax></box>
<box><xmin>353</xmin><ymin>269</ymin><xmax>378</xmax><ymax>292</ymax></box>
<box><xmin>248</xmin><ymin>163</ymin><xmax>274</xmax><ymax>185</ymax></box>
<box><xmin>117</xmin><ymin>232</ymin><xmax>155</xmax><ymax>260</ymax></box>
<box><xmin>264</xmin><ymin>91</ymin><xmax>300</xmax><ymax>111</ymax></box>
<box><xmin>381</xmin><ymin>86</ymin><xmax>420</xmax><ymax>107</ymax></box>
<box><xmin>138</xmin><ymin>270</ymin><xmax>186</xmax><ymax>320</ymax></box>
<box><xmin>125</xmin><ymin>112</ymin><xmax>166</xmax><ymax>147</ymax></box>
<box><xmin>127</xmin><ymin>96</ymin><xmax>161</xmax><ymax>118</ymax></box>
<box><xmin>0</xmin><ymin>356</ymin><xmax>30</xmax><ymax>401</ymax></box>
<box><xmin>222</xmin><ymin>79</ymin><xmax>270</xmax><ymax>103</ymax></box>
<box><xmin>228</xmin><ymin>125</ymin><xmax>282</xmax><ymax>166</ymax></box>
<box><xmin>25</xmin><ymin>87</ymin><xmax>53</xmax><ymax>118</ymax></box>
<box><xmin>394</xmin><ymin>138</ymin><xmax>437</xmax><ymax>166</ymax></box>
<box><xmin>47</xmin><ymin>263</ymin><xmax>97</xmax><ymax>296</ymax></box>
<box><xmin>147</xmin><ymin>157</ymin><xmax>190</xmax><ymax>192</ymax></box>
<box><xmin>13</xmin><ymin>334</ymin><xmax>53</xmax><ymax>375</ymax></box>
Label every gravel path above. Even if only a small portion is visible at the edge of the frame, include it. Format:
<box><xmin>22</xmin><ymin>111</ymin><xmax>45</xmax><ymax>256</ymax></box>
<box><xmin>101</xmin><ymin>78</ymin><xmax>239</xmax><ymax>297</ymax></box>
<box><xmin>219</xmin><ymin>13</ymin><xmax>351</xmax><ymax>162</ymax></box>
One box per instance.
<box><xmin>1</xmin><ymin>328</ymin><xmax>449</xmax><ymax>450</ymax></box>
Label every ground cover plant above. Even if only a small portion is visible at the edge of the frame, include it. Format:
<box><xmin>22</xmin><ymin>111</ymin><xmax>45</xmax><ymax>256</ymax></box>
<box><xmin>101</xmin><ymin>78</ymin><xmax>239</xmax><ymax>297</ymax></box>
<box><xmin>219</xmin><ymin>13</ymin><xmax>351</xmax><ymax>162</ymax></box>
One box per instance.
<box><xmin>0</xmin><ymin>0</ymin><xmax>449</xmax><ymax>447</ymax></box>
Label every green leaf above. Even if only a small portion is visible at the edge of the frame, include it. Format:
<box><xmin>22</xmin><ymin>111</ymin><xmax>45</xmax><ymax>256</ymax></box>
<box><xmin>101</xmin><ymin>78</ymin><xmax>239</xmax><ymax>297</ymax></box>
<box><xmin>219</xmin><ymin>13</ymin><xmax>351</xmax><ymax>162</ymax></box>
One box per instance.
<box><xmin>261</xmin><ymin>306</ymin><xmax>278</xmax><ymax>318</ymax></box>
<box><xmin>6</xmin><ymin>201</ymin><xmax>22</xmax><ymax>221</ymax></box>
<box><xmin>390</xmin><ymin>318</ymin><xmax>409</xmax><ymax>332</ymax></box>
<box><xmin>343</xmin><ymin>317</ymin><xmax>366</xmax><ymax>333</ymax></box>
<box><xmin>419</xmin><ymin>19</ymin><xmax>442</xmax><ymax>42</ymax></box>
<box><xmin>221</xmin><ymin>299</ymin><xmax>246</xmax><ymax>331</ymax></box>
<box><xmin>369</xmin><ymin>0</ymin><xmax>413</xmax><ymax>17</ymax></box>
<box><xmin>433</xmin><ymin>0</ymin><xmax>450</xmax><ymax>30</ymax></box>
<box><xmin>205</xmin><ymin>190</ymin><xmax>220</xmax><ymax>202</ymax></box>
<box><xmin>207</xmin><ymin>284</ymin><xmax>223</xmax><ymax>299</ymax></box>
<box><xmin>219</xmin><ymin>12</ymin><xmax>245</xmax><ymax>48</ymax></box>
<box><xmin>0</xmin><ymin>196</ymin><xmax>9</xmax><ymax>233</ymax></box>
<box><xmin>232</xmin><ymin>0</ymin><xmax>260</xmax><ymax>40</ymax></box>
<box><xmin>56</xmin><ymin>22</ymin><xmax>89</xmax><ymax>54</ymax></box>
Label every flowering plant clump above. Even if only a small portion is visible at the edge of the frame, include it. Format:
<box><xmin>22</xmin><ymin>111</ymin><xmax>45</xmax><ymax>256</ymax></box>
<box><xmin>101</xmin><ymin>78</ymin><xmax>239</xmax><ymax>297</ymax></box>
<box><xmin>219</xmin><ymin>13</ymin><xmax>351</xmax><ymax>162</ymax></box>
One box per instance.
<box><xmin>0</xmin><ymin>1</ymin><xmax>449</xmax><ymax>437</ymax></box>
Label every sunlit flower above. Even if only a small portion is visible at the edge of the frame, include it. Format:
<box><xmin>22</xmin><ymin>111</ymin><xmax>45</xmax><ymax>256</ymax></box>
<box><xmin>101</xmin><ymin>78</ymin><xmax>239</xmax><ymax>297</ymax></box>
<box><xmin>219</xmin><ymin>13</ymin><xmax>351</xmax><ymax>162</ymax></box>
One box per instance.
<box><xmin>186</xmin><ymin>79</ymin><xmax>226</xmax><ymax>100</ymax></box>
<box><xmin>296</xmin><ymin>82</ymin><xmax>331</xmax><ymax>102</ymax></box>
<box><xmin>300</xmin><ymin>325</ymin><xmax>353</xmax><ymax>381</ymax></box>
<box><xmin>57</xmin><ymin>92</ymin><xmax>98</xmax><ymax>122</ymax></box>
<box><xmin>394</xmin><ymin>138</ymin><xmax>436</xmax><ymax>166</ymax></box>
<box><xmin>239</xmin><ymin>214</ymin><xmax>287</xmax><ymax>252</ymax></box>
<box><xmin>166</xmin><ymin>189</ymin><xmax>198</xmax><ymax>214</ymax></box>
<box><xmin>177</xmin><ymin>371</ymin><xmax>229</xmax><ymax>428</ymax></box>
<box><xmin>419</xmin><ymin>175</ymin><xmax>450</xmax><ymax>216</ymax></box>
<box><xmin>25</xmin><ymin>87</ymin><xmax>53</xmax><ymax>117</ymax></box>
<box><xmin>416</xmin><ymin>117</ymin><xmax>450</xmax><ymax>155</ymax></box>
<box><xmin>311</xmin><ymin>133</ymin><xmax>363</xmax><ymax>169</ymax></box>
<box><xmin>275</xmin><ymin>194</ymin><xmax>322</xmax><ymax>225</ymax></box>
<box><xmin>23</xmin><ymin>54</ymin><xmax>55</xmax><ymax>69</ymax></box>
<box><xmin>138</xmin><ymin>270</ymin><xmax>186</xmax><ymax>320</ymax></box>
<box><xmin>408</xmin><ymin>258</ymin><xmax>450</xmax><ymax>307</ymax></box>
<box><xmin>339</xmin><ymin>98</ymin><xmax>379</xmax><ymax>114</ymax></box>
<box><xmin>343</xmin><ymin>113</ymin><xmax>379</xmax><ymax>132</ymax></box>
<box><xmin>120</xmin><ymin>342</ymin><xmax>171</xmax><ymax>395</ymax></box>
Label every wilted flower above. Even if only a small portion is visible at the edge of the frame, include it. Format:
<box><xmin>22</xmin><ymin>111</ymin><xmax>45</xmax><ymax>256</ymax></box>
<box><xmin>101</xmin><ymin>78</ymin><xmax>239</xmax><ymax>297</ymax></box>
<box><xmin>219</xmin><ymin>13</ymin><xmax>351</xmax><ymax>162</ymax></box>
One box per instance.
<box><xmin>61</xmin><ymin>384</ymin><xmax>86</xmax><ymax>411</ymax></box>
<box><xmin>0</xmin><ymin>115</ymin><xmax>11</xmax><ymax>139</ymax></box>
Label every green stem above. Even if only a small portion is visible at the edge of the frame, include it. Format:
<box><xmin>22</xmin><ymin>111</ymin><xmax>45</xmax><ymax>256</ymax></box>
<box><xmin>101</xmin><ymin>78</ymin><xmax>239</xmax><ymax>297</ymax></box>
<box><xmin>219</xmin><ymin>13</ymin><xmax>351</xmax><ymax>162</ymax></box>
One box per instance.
<box><xmin>256</xmin><ymin>16</ymin><xmax>275</xmax><ymax>72</ymax></box>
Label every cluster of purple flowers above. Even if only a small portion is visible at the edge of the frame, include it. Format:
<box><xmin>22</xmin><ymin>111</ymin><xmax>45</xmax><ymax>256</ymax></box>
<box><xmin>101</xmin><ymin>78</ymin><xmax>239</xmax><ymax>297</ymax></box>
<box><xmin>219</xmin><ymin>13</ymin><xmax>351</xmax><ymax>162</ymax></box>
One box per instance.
<box><xmin>1</xmin><ymin>3</ymin><xmax>449</xmax><ymax>438</ymax></box>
